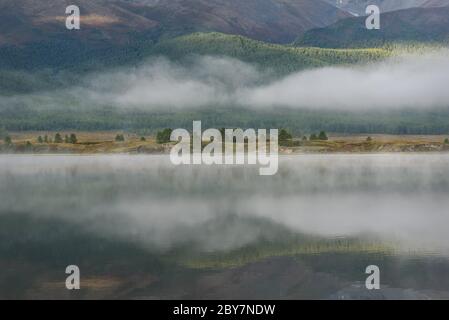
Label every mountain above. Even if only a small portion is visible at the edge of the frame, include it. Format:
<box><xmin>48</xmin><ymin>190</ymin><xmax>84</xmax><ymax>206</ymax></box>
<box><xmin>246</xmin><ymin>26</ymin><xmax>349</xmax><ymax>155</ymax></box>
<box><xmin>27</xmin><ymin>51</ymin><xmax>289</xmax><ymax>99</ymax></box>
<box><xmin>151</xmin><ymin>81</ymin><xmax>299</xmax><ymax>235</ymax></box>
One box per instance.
<box><xmin>126</xmin><ymin>0</ymin><xmax>349</xmax><ymax>43</ymax></box>
<box><xmin>323</xmin><ymin>0</ymin><xmax>449</xmax><ymax>15</ymax></box>
<box><xmin>0</xmin><ymin>0</ymin><xmax>348</xmax><ymax>47</ymax></box>
<box><xmin>296</xmin><ymin>5</ymin><xmax>449</xmax><ymax>48</ymax></box>
<box><xmin>0</xmin><ymin>0</ymin><xmax>159</xmax><ymax>47</ymax></box>
<box><xmin>0</xmin><ymin>0</ymin><xmax>351</xmax><ymax>70</ymax></box>
<box><xmin>423</xmin><ymin>0</ymin><xmax>449</xmax><ymax>7</ymax></box>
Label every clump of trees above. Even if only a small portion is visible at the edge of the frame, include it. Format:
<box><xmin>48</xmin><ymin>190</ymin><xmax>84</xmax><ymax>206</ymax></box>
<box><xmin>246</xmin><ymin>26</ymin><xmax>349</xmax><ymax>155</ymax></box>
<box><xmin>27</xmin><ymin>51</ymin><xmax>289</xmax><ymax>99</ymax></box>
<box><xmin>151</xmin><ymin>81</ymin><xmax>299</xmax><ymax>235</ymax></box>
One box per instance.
<box><xmin>115</xmin><ymin>134</ymin><xmax>125</xmax><ymax>142</ymax></box>
<box><xmin>54</xmin><ymin>133</ymin><xmax>63</xmax><ymax>143</ymax></box>
<box><xmin>156</xmin><ymin>129</ymin><xmax>173</xmax><ymax>144</ymax></box>
<box><xmin>318</xmin><ymin>131</ymin><xmax>329</xmax><ymax>141</ymax></box>
<box><xmin>309</xmin><ymin>131</ymin><xmax>329</xmax><ymax>141</ymax></box>
<box><xmin>279</xmin><ymin>129</ymin><xmax>293</xmax><ymax>146</ymax></box>
<box><xmin>38</xmin><ymin>133</ymin><xmax>77</xmax><ymax>144</ymax></box>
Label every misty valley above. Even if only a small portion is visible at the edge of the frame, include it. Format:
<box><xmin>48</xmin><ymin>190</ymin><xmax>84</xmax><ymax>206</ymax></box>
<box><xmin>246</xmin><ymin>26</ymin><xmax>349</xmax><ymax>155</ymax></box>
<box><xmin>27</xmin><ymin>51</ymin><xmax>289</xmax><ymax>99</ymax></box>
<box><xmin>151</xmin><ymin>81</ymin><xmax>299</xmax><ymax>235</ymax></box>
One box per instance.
<box><xmin>1</xmin><ymin>0</ymin><xmax>449</xmax><ymax>307</ymax></box>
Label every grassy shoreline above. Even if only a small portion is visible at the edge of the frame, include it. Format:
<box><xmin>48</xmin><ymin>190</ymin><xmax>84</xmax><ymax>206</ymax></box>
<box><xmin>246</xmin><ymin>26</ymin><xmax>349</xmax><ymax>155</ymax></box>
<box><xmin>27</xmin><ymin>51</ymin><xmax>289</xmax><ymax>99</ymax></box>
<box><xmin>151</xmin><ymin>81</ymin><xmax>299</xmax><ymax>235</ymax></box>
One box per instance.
<box><xmin>1</xmin><ymin>132</ymin><xmax>449</xmax><ymax>154</ymax></box>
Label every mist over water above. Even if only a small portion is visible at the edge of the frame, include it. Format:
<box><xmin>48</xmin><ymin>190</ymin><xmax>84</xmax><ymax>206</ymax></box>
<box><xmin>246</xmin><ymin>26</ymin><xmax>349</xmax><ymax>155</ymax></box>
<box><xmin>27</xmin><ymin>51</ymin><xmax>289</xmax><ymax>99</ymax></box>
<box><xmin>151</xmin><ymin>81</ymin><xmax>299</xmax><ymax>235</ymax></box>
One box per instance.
<box><xmin>1</xmin><ymin>154</ymin><xmax>449</xmax><ymax>254</ymax></box>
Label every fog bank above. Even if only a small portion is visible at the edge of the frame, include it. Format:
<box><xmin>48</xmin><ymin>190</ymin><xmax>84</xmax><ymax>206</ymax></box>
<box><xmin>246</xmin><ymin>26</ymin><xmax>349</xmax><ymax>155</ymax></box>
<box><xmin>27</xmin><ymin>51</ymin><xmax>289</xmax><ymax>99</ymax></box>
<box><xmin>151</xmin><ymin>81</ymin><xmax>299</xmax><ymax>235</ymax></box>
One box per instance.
<box><xmin>2</xmin><ymin>50</ymin><xmax>449</xmax><ymax>111</ymax></box>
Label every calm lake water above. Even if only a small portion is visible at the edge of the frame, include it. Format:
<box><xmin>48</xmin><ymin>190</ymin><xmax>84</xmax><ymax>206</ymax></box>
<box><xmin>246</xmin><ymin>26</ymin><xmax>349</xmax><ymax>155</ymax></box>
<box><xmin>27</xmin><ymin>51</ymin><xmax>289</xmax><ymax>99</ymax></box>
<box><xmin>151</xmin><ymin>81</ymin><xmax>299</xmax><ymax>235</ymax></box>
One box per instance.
<box><xmin>1</xmin><ymin>154</ymin><xmax>449</xmax><ymax>299</ymax></box>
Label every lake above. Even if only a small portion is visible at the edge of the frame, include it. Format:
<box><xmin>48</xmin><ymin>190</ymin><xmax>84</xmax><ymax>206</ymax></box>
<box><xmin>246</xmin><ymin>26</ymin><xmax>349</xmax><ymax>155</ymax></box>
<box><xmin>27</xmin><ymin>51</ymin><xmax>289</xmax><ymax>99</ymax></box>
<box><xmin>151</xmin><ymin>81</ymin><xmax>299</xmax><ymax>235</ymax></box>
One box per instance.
<box><xmin>1</xmin><ymin>154</ymin><xmax>449</xmax><ymax>299</ymax></box>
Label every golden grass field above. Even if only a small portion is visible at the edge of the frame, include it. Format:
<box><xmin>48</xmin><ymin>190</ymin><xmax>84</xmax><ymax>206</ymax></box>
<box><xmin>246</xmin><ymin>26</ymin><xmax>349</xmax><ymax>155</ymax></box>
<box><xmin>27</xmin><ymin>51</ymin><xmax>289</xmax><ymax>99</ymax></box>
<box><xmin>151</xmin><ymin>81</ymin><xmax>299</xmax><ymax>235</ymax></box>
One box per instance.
<box><xmin>1</xmin><ymin>131</ymin><xmax>449</xmax><ymax>154</ymax></box>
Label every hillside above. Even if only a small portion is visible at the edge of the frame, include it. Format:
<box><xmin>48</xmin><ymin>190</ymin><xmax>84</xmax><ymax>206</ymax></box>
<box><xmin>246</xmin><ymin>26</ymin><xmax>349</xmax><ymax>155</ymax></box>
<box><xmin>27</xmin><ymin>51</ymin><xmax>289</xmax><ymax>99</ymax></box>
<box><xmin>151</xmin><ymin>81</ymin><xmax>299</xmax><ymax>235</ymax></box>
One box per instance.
<box><xmin>0</xmin><ymin>32</ymin><xmax>392</xmax><ymax>94</ymax></box>
<box><xmin>128</xmin><ymin>0</ymin><xmax>349</xmax><ymax>43</ymax></box>
<box><xmin>0</xmin><ymin>0</ymin><xmax>347</xmax><ymax>47</ymax></box>
<box><xmin>296</xmin><ymin>6</ymin><xmax>449</xmax><ymax>48</ymax></box>
<box><xmin>0</xmin><ymin>0</ymin><xmax>351</xmax><ymax>71</ymax></box>
<box><xmin>150</xmin><ymin>32</ymin><xmax>391</xmax><ymax>73</ymax></box>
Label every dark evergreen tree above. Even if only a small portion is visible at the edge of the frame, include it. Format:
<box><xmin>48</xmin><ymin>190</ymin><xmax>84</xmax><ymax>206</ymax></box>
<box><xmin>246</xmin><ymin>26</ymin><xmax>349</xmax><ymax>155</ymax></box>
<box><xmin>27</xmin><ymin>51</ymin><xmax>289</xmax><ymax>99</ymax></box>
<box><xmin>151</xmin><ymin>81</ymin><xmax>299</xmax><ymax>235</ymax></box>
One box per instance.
<box><xmin>318</xmin><ymin>131</ymin><xmax>329</xmax><ymax>141</ymax></box>
<box><xmin>279</xmin><ymin>129</ymin><xmax>293</xmax><ymax>142</ymax></box>
<box><xmin>54</xmin><ymin>133</ymin><xmax>63</xmax><ymax>143</ymax></box>
<box><xmin>156</xmin><ymin>129</ymin><xmax>173</xmax><ymax>144</ymax></box>
<box><xmin>69</xmin><ymin>133</ymin><xmax>77</xmax><ymax>144</ymax></box>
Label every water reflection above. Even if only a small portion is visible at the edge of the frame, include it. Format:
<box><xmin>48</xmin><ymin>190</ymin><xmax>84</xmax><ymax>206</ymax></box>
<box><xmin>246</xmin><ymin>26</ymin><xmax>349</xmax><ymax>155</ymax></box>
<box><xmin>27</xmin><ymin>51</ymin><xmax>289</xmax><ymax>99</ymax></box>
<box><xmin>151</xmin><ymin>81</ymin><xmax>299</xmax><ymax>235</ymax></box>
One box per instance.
<box><xmin>0</xmin><ymin>154</ymin><xmax>449</xmax><ymax>299</ymax></box>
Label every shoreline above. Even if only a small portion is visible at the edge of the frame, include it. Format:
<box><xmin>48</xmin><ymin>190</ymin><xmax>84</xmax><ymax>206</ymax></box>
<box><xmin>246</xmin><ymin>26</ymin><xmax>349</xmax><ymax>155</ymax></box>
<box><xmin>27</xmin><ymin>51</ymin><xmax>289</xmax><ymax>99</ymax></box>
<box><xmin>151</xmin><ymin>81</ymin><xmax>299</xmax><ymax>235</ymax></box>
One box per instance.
<box><xmin>1</xmin><ymin>133</ymin><xmax>449</xmax><ymax>155</ymax></box>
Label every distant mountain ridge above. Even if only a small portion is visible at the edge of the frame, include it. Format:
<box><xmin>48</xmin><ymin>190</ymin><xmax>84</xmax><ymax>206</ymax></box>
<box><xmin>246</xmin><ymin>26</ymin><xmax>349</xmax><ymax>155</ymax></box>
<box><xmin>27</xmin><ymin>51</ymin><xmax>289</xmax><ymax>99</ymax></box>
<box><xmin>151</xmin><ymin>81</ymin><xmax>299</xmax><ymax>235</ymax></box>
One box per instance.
<box><xmin>323</xmin><ymin>0</ymin><xmax>449</xmax><ymax>15</ymax></box>
<box><xmin>296</xmin><ymin>5</ymin><xmax>449</xmax><ymax>48</ymax></box>
<box><xmin>0</xmin><ymin>0</ymin><xmax>348</xmax><ymax>46</ymax></box>
<box><xmin>1</xmin><ymin>0</ymin><xmax>448</xmax><ymax>71</ymax></box>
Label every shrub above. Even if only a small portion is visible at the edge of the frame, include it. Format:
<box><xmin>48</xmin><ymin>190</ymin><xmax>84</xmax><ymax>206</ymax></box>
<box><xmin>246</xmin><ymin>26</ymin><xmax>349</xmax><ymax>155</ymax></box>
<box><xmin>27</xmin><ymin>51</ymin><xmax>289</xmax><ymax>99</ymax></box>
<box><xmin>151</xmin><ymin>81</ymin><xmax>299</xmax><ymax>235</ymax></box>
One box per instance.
<box><xmin>115</xmin><ymin>134</ymin><xmax>125</xmax><ymax>142</ymax></box>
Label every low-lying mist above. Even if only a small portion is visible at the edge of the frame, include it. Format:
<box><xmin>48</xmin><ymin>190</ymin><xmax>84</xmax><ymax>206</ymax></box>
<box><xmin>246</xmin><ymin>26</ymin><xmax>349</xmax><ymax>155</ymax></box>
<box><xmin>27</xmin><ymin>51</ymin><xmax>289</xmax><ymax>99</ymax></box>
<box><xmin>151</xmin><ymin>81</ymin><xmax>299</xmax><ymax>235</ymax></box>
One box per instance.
<box><xmin>1</xmin><ymin>154</ymin><xmax>449</xmax><ymax>254</ymax></box>
<box><xmin>2</xmin><ymin>49</ymin><xmax>449</xmax><ymax>112</ymax></box>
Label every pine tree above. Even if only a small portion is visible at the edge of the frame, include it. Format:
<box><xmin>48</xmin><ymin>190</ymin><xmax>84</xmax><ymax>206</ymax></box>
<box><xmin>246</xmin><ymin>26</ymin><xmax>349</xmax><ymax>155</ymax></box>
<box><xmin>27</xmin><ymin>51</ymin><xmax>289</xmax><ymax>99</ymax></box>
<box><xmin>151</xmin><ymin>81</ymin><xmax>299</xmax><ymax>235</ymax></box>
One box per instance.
<box><xmin>69</xmin><ymin>133</ymin><xmax>77</xmax><ymax>144</ymax></box>
<box><xmin>54</xmin><ymin>133</ymin><xmax>63</xmax><ymax>143</ymax></box>
<box><xmin>156</xmin><ymin>129</ymin><xmax>173</xmax><ymax>144</ymax></box>
<box><xmin>318</xmin><ymin>131</ymin><xmax>328</xmax><ymax>141</ymax></box>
